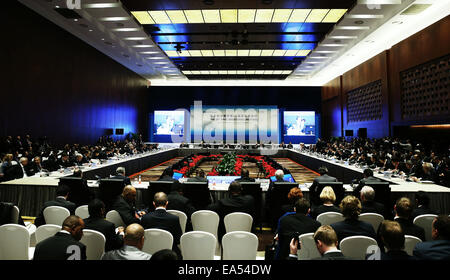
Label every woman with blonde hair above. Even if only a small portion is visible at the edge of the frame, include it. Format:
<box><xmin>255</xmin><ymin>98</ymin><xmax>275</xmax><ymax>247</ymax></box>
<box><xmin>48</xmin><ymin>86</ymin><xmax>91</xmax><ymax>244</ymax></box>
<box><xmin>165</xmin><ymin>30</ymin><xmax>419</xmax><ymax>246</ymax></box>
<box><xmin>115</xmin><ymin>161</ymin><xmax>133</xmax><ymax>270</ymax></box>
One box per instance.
<box><xmin>311</xmin><ymin>186</ymin><xmax>341</xmax><ymax>218</ymax></box>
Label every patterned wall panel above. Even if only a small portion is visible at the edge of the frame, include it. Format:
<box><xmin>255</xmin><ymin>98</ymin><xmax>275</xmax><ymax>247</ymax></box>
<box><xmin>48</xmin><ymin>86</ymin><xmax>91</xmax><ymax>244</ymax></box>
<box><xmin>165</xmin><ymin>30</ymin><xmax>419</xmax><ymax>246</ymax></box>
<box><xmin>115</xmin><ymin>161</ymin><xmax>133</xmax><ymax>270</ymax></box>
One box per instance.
<box><xmin>400</xmin><ymin>54</ymin><xmax>450</xmax><ymax>119</ymax></box>
<box><xmin>346</xmin><ymin>80</ymin><xmax>383</xmax><ymax>123</ymax></box>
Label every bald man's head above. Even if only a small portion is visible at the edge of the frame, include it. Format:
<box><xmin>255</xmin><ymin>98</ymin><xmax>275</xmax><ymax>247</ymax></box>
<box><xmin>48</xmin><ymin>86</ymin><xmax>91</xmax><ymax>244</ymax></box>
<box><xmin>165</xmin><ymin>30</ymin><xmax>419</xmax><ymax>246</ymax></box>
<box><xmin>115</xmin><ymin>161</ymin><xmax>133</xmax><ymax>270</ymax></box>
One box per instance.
<box><xmin>122</xmin><ymin>185</ymin><xmax>137</xmax><ymax>203</ymax></box>
<box><xmin>124</xmin><ymin>223</ymin><xmax>145</xmax><ymax>249</ymax></box>
<box><xmin>153</xmin><ymin>192</ymin><xmax>168</xmax><ymax>208</ymax></box>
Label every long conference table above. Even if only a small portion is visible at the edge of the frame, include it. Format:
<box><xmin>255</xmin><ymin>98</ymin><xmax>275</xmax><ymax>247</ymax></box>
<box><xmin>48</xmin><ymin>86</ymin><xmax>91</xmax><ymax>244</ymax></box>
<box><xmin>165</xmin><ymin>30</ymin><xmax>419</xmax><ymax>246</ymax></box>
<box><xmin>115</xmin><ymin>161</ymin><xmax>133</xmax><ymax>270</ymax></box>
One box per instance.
<box><xmin>1</xmin><ymin>144</ymin><xmax>450</xmax><ymax>217</ymax></box>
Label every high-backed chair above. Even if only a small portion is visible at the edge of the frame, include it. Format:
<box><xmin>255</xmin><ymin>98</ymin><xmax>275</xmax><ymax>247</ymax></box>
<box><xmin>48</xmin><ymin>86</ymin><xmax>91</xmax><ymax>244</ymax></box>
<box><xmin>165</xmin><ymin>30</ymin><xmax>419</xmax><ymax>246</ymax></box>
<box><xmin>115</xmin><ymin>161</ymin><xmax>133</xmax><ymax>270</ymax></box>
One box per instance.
<box><xmin>268</xmin><ymin>182</ymin><xmax>299</xmax><ymax>228</ymax></box>
<box><xmin>239</xmin><ymin>182</ymin><xmax>262</xmax><ymax>230</ymax></box>
<box><xmin>35</xmin><ymin>224</ymin><xmax>61</xmax><ymax>244</ymax></box>
<box><xmin>142</xmin><ymin>229</ymin><xmax>174</xmax><ymax>255</ymax></box>
<box><xmin>413</xmin><ymin>214</ymin><xmax>438</xmax><ymax>241</ymax></box>
<box><xmin>180</xmin><ymin>231</ymin><xmax>217</xmax><ymax>260</ymax></box>
<box><xmin>404</xmin><ymin>235</ymin><xmax>422</xmax><ymax>256</ymax></box>
<box><xmin>191</xmin><ymin>210</ymin><xmax>220</xmax><ymax>240</ymax></box>
<box><xmin>98</xmin><ymin>178</ymin><xmax>125</xmax><ymax>211</ymax></box>
<box><xmin>340</xmin><ymin>236</ymin><xmax>378</xmax><ymax>260</ymax></box>
<box><xmin>224</xmin><ymin>212</ymin><xmax>253</xmax><ymax>233</ymax></box>
<box><xmin>222</xmin><ymin>231</ymin><xmax>258</xmax><ymax>260</ymax></box>
<box><xmin>297</xmin><ymin>233</ymin><xmax>321</xmax><ymax>260</ymax></box>
<box><xmin>359</xmin><ymin>213</ymin><xmax>384</xmax><ymax>232</ymax></box>
<box><xmin>105</xmin><ymin>210</ymin><xmax>126</xmax><ymax>228</ymax></box>
<box><xmin>167</xmin><ymin>210</ymin><xmax>187</xmax><ymax>234</ymax></box>
<box><xmin>0</xmin><ymin>224</ymin><xmax>31</xmax><ymax>260</ymax></box>
<box><xmin>316</xmin><ymin>212</ymin><xmax>344</xmax><ymax>226</ymax></box>
<box><xmin>80</xmin><ymin>229</ymin><xmax>106</xmax><ymax>260</ymax></box>
<box><xmin>43</xmin><ymin>206</ymin><xmax>70</xmax><ymax>226</ymax></box>
<box><xmin>59</xmin><ymin>177</ymin><xmax>91</xmax><ymax>206</ymax></box>
<box><xmin>182</xmin><ymin>181</ymin><xmax>212</xmax><ymax>210</ymax></box>
<box><xmin>75</xmin><ymin>205</ymin><xmax>90</xmax><ymax>220</ymax></box>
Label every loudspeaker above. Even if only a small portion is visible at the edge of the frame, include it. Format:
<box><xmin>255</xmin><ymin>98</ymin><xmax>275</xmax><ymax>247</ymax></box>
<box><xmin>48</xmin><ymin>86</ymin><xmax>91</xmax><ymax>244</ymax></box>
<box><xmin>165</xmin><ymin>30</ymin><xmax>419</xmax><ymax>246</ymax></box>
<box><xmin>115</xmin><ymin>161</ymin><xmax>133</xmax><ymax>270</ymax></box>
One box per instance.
<box><xmin>105</xmin><ymin>128</ymin><xmax>113</xmax><ymax>135</ymax></box>
<box><xmin>358</xmin><ymin>128</ymin><xmax>367</xmax><ymax>138</ymax></box>
<box><xmin>345</xmin><ymin>130</ymin><xmax>354</xmax><ymax>136</ymax></box>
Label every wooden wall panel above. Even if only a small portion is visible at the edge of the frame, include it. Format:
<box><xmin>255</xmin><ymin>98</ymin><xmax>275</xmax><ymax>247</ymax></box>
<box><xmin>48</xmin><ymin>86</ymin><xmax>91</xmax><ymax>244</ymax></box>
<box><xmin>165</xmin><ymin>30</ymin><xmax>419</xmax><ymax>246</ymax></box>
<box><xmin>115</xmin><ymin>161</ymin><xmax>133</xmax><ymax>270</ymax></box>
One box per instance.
<box><xmin>321</xmin><ymin>76</ymin><xmax>343</xmax><ymax>138</ymax></box>
<box><xmin>0</xmin><ymin>1</ymin><xmax>149</xmax><ymax>146</ymax></box>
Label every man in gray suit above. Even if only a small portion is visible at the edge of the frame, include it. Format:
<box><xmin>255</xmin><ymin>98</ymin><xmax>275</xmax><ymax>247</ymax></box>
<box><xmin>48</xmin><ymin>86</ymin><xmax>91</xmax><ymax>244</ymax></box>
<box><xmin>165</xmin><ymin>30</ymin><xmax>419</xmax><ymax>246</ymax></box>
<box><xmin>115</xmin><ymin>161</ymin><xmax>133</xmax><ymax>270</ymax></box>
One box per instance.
<box><xmin>102</xmin><ymin>223</ymin><xmax>152</xmax><ymax>260</ymax></box>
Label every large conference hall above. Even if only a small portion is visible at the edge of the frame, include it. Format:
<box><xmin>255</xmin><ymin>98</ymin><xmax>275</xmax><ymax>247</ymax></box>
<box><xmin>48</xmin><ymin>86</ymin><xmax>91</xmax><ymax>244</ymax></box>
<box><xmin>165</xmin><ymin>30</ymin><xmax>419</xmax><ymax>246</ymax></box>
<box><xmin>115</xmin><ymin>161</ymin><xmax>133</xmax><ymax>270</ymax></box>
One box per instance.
<box><xmin>1</xmin><ymin>0</ymin><xmax>449</xmax><ymax>265</ymax></box>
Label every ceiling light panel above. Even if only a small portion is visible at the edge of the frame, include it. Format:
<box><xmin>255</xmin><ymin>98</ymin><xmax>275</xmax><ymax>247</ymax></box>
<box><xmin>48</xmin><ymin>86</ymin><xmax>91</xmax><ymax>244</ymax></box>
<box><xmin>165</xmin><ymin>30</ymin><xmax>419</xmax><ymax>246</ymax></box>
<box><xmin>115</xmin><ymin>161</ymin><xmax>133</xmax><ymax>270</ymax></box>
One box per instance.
<box><xmin>131</xmin><ymin>11</ymin><xmax>154</xmax><ymax>24</ymax></box>
<box><xmin>166</xmin><ymin>10</ymin><xmax>188</xmax><ymax>24</ymax></box>
<box><xmin>305</xmin><ymin>9</ymin><xmax>329</xmax><ymax>22</ymax></box>
<box><xmin>220</xmin><ymin>9</ymin><xmax>238</xmax><ymax>23</ymax></box>
<box><xmin>165</xmin><ymin>49</ymin><xmax>311</xmax><ymax>57</ymax></box>
<box><xmin>255</xmin><ymin>9</ymin><xmax>274</xmax><ymax>23</ymax></box>
<box><xmin>238</xmin><ymin>9</ymin><xmax>256</xmax><ymax>23</ymax></box>
<box><xmin>202</xmin><ymin>9</ymin><xmax>220</xmax><ymax>23</ymax></box>
<box><xmin>149</xmin><ymin>11</ymin><xmax>171</xmax><ymax>24</ymax></box>
<box><xmin>322</xmin><ymin>9</ymin><xmax>347</xmax><ymax>23</ymax></box>
<box><xmin>288</xmin><ymin>9</ymin><xmax>311</xmax><ymax>22</ymax></box>
<box><xmin>184</xmin><ymin>10</ymin><xmax>204</xmax><ymax>23</ymax></box>
<box><xmin>272</xmin><ymin>9</ymin><xmax>293</xmax><ymax>23</ymax></box>
<box><xmin>182</xmin><ymin>70</ymin><xmax>293</xmax><ymax>75</ymax></box>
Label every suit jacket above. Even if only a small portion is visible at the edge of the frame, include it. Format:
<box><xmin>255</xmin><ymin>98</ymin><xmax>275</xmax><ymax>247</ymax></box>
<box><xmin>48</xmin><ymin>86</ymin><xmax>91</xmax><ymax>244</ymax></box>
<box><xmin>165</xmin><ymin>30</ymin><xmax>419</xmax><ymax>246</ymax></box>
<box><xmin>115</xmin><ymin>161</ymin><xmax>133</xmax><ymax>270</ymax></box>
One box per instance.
<box><xmin>311</xmin><ymin>204</ymin><xmax>341</xmax><ymax>219</ymax></box>
<box><xmin>413</xmin><ymin>240</ymin><xmax>450</xmax><ymax>260</ymax></box>
<box><xmin>377</xmin><ymin>250</ymin><xmax>417</xmax><ymax>260</ymax></box>
<box><xmin>361</xmin><ymin>201</ymin><xmax>385</xmax><ymax>217</ymax></box>
<box><xmin>34</xmin><ymin>197</ymin><xmax>76</xmax><ymax>227</ymax></box>
<box><xmin>33</xmin><ymin>232</ymin><xmax>87</xmax><ymax>260</ymax></box>
<box><xmin>309</xmin><ymin>174</ymin><xmax>338</xmax><ymax>206</ymax></box>
<box><xmin>110</xmin><ymin>175</ymin><xmax>131</xmax><ymax>186</ymax></box>
<box><xmin>101</xmin><ymin>245</ymin><xmax>152</xmax><ymax>260</ymax></box>
<box><xmin>315</xmin><ymin>251</ymin><xmax>352</xmax><ymax>260</ymax></box>
<box><xmin>140</xmin><ymin>209</ymin><xmax>182</xmax><ymax>246</ymax></box>
<box><xmin>83</xmin><ymin>216</ymin><xmax>123</xmax><ymax>252</ymax></box>
<box><xmin>331</xmin><ymin>218</ymin><xmax>377</xmax><ymax>243</ymax></box>
<box><xmin>353</xmin><ymin>176</ymin><xmax>381</xmax><ymax>197</ymax></box>
<box><xmin>394</xmin><ymin>217</ymin><xmax>426</xmax><ymax>241</ymax></box>
<box><xmin>167</xmin><ymin>191</ymin><xmax>196</xmax><ymax>219</ymax></box>
<box><xmin>111</xmin><ymin>195</ymin><xmax>140</xmax><ymax>226</ymax></box>
<box><xmin>411</xmin><ymin>207</ymin><xmax>438</xmax><ymax>220</ymax></box>
<box><xmin>277</xmin><ymin>213</ymin><xmax>321</xmax><ymax>260</ymax></box>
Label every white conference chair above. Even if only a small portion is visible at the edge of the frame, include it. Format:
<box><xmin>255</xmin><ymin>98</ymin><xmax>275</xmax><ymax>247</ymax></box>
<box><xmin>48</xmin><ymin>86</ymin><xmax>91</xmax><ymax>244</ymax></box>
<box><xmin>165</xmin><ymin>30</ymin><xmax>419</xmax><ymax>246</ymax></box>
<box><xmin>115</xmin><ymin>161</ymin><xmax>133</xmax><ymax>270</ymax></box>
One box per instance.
<box><xmin>105</xmin><ymin>210</ymin><xmax>126</xmax><ymax>228</ymax></box>
<box><xmin>359</xmin><ymin>213</ymin><xmax>384</xmax><ymax>232</ymax></box>
<box><xmin>0</xmin><ymin>224</ymin><xmax>31</xmax><ymax>260</ymax></box>
<box><xmin>404</xmin><ymin>235</ymin><xmax>422</xmax><ymax>256</ymax></box>
<box><xmin>191</xmin><ymin>210</ymin><xmax>219</xmax><ymax>239</ymax></box>
<box><xmin>316</xmin><ymin>212</ymin><xmax>344</xmax><ymax>225</ymax></box>
<box><xmin>75</xmin><ymin>205</ymin><xmax>90</xmax><ymax>220</ymax></box>
<box><xmin>180</xmin><ymin>231</ymin><xmax>217</xmax><ymax>260</ymax></box>
<box><xmin>43</xmin><ymin>206</ymin><xmax>70</xmax><ymax>226</ymax></box>
<box><xmin>340</xmin><ymin>236</ymin><xmax>378</xmax><ymax>260</ymax></box>
<box><xmin>11</xmin><ymin>205</ymin><xmax>20</xmax><ymax>224</ymax></box>
<box><xmin>167</xmin><ymin>210</ymin><xmax>187</xmax><ymax>234</ymax></box>
<box><xmin>80</xmin><ymin>229</ymin><xmax>106</xmax><ymax>260</ymax></box>
<box><xmin>297</xmin><ymin>233</ymin><xmax>321</xmax><ymax>260</ymax></box>
<box><xmin>413</xmin><ymin>214</ymin><xmax>438</xmax><ymax>241</ymax></box>
<box><xmin>224</xmin><ymin>212</ymin><xmax>253</xmax><ymax>233</ymax></box>
<box><xmin>222</xmin><ymin>231</ymin><xmax>258</xmax><ymax>260</ymax></box>
<box><xmin>142</xmin><ymin>228</ymin><xmax>174</xmax><ymax>255</ymax></box>
<box><xmin>35</xmin><ymin>224</ymin><xmax>61</xmax><ymax>244</ymax></box>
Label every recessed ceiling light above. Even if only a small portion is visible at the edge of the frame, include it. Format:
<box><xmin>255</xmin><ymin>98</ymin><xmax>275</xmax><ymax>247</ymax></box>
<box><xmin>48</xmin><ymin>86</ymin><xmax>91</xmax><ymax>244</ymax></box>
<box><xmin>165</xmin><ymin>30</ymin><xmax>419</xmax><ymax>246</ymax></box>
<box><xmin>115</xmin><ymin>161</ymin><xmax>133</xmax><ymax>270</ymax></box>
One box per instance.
<box><xmin>354</xmin><ymin>20</ymin><xmax>364</xmax><ymax>25</ymax></box>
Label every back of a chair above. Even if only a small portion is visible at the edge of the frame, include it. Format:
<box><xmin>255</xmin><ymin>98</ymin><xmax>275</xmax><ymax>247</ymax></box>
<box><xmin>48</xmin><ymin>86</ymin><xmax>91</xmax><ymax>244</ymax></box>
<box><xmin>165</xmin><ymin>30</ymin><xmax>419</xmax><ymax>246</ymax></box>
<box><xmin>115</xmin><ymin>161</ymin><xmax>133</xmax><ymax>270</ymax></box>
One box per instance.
<box><xmin>224</xmin><ymin>212</ymin><xmax>253</xmax><ymax>233</ymax></box>
<box><xmin>98</xmin><ymin>179</ymin><xmax>125</xmax><ymax>210</ymax></box>
<box><xmin>147</xmin><ymin>181</ymin><xmax>174</xmax><ymax>209</ymax></box>
<box><xmin>191</xmin><ymin>210</ymin><xmax>220</xmax><ymax>239</ymax></box>
<box><xmin>404</xmin><ymin>235</ymin><xmax>422</xmax><ymax>256</ymax></box>
<box><xmin>80</xmin><ymin>229</ymin><xmax>106</xmax><ymax>260</ymax></box>
<box><xmin>180</xmin><ymin>231</ymin><xmax>217</xmax><ymax>260</ymax></box>
<box><xmin>222</xmin><ymin>231</ymin><xmax>258</xmax><ymax>260</ymax></box>
<box><xmin>142</xmin><ymin>229</ymin><xmax>174</xmax><ymax>255</ymax></box>
<box><xmin>298</xmin><ymin>233</ymin><xmax>321</xmax><ymax>260</ymax></box>
<box><xmin>413</xmin><ymin>214</ymin><xmax>438</xmax><ymax>241</ymax></box>
<box><xmin>240</xmin><ymin>182</ymin><xmax>262</xmax><ymax>225</ymax></box>
<box><xmin>0</xmin><ymin>224</ymin><xmax>30</xmax><ymax>260</ymax></box>
<box><xmin>365</xmin><ymin>181</ymin><xmax>391</xmax><ymax>206</ymax></box>
<box><xmin>75</xmin><ymin>205</ymin><xmax>89</xmax><ymax>220</ymax></box>
<box><xmin>182</xmin><ymin>181</ymin><xmax>212</xmax><ymax>210</ymax></box>
<box><xmin>35</xmin><ymin>224</ymin><xmax>61</xmax><ymax>244</ymax></box>
<box><xmin>316</xmin><ymin>212</ymin><xmax>344</xmax><ymax>225</ymax></box>
<box><xmin>11</xmin><ymin>205</ymin><xmax>20</xmax><ymax>224</ymax></box>
<box><xmin>359</xmin><ymin>213</ymin><xmax>384</xmax><ymax>232</ymax></box>
<box><xmin>59</xmin><ymin>177</ymin><xmax>90</xmax><ymax>206</ymax></box>
<box><xmin>167</xmin><ymin>210</ymin><xmax>187</xmax><ymax>234</ymax></box>
<box><xmin>105</xmin><ymin>210</ymin><xmax>126</xmax><ymax>228</ymax></box>
<box><xmin>340</xmin><ymin>236</ymin><xmax>378</xmax><ymax>260</ymax></box>
<box><xmin>43</xmin><ymin>206</ymin><xmax>70</xmax><ymax>226</ymax></box>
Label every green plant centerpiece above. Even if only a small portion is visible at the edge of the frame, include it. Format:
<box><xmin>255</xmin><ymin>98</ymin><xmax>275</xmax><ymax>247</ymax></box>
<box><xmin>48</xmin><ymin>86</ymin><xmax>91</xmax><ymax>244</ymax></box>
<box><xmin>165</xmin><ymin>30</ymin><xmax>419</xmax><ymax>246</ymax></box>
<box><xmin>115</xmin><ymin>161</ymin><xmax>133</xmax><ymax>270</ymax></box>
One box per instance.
<box><xmin>215</xmin><ymin>153</ymin><xmax>237</xmax><ymax>176</ymax></box>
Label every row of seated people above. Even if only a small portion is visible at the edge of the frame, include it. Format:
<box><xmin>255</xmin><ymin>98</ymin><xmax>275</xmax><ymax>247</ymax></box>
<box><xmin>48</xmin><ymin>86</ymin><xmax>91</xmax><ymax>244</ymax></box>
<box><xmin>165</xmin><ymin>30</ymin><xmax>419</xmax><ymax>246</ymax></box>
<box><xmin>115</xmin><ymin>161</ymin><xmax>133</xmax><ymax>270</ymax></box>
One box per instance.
<box><xmin>310</xmin><ymin>137</ymin><xmax>450</xmax><ymax>187</ymax></box>
<box><xmin>179</xmin><ymin>140</ymin><xmax>294</xmax><ymax>149</ymax></box>
<box><xmin>0</xmin><ymin>134</ymin><xmax>158</xmax><ymax>182</ymax></box>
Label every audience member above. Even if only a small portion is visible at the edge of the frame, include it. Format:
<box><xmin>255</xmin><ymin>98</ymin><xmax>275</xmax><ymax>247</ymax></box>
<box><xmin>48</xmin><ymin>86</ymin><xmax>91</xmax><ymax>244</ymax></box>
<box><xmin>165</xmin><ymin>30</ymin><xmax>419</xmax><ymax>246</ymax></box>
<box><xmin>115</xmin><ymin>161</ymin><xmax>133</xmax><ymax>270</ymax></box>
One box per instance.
<box><xmin>352</xmin><ymin>169</ymin><xmax>381</xmax><ymax>197</ymax></box>
<box><xmin>166</xmin><ymin>183</ymin><xmax>196</xmax><ymax>229</ymax></box>
<box><xmin>413</xmin><ymin>215</ymin><xmax>450</xmax><ymax>260</ymax></box>
<box><xmin>83</xmin><ymin>199</ymin><xmax>124</xmax><ymax>252</ymax></box>
<box><xmin>281</xmin><ymin>187</ymin><xmax>304</xmax><ymax>214</ymax></box>
<box><xmin>371</xmin><ymin>220</ymin><xmax>416</xmax><ymax>260</ymax></box>
<box><xmin>309</xmin><ymin>166</ymin><xmax>338</xmax><ymax>206</ymax></box>
<box><xmin>331</xmin><ymin>195</ymin><xmax>377</xmax><ymax>243</ymax></box>
<box><xmin>411</xmin><ymin>191</ymin><xmax>438</xmax><ymax>220</ymax></box>
<box><xmin>34</xmin><ymin>184</ymin><xmax>76</xmax><ymax>227</ymax></box>
<box><xmin>101</xmin><ymin>223</ymin><xmax>152</xmax><ymax>260</ymax></box>
<box><xmin>187</xmin><ymin>169</ymin><xmax>208</xmax><ymax>182</ymax></box>
<box><xmin>151</xmin><ymin>249</ymin><xmax>179</xmax><ymax>260</ymax></box>
<box><xmin>111</xmin><ymin>166</ymin><xmax>131</xmax><ymax>186</ymax></box>
<box><xmin>235</xmin><ymin>169</ymin><xmax>255</xmax><ymax>183</ymax></box>
<box><xmin>393</xmin><ymin>197</ymin><xmax>425</xmax><ymax>242</ymax></box>
<box><xmin>359</xmin><ymin>186</ymin><xmax>385</xmax><ymax>217</ymax></box>
<box><xmin>33</xmin><ymin>215</ymin><xmax>86</xmax><ymax>260</ymax></box>
<box><xmin>111</xmin><ymin>185</ymin><xmax>144</xmax><ymax>226</ymax></box>
<box><xmin>311</xmin><ymin>186</ymin><xmax>341</xmax><ymax>219</ymax></box>
<box><xmin>276</xmin><ymin>198</ymin><xmax>321</xmax><ymax>260</ymax></box>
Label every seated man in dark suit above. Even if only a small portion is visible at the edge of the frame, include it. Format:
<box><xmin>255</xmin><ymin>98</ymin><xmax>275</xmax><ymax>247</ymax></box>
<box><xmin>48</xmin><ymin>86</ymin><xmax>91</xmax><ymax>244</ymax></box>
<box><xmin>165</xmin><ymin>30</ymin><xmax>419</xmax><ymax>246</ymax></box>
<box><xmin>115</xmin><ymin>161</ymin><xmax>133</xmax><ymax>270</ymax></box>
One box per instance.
<box><xmin>111</xmin><ymin>185</ymin><xmax>144</xmax><ymax>226</ymax></box>
<box><xmin>83</xmin><ymin>199</ymin><xmax>124</xmax><ymax>252</ymax></box>
<box><xmin>57</xmin><ymin>153</ymin><xmax>73</xmax><ymax>169</ymax></box>
<box><xmin>393</xmin><ymin>197</ymin><xmax>426</xmax><ymax>242</ymax></box>
<box><xmin>411</xmin><ymin>191</ymin><xmax>438</xmax><ymax>220</ymax></box>
<box><xmin>331</xmin><ymin>195</ymin><xmax>377</xmax><ymax>243</ymax></box>
<box><xmin>370</xmin><ymin>220</ymin><xmax>416</xmax><ymax>260</ymax></box>
<box><xmin>34</xmin><ymin>185</ymin><xmax>76</xmax><ymax>227</ymax></box>
<box><xmin>111</xmin><ymin>167</ymin><xmax>131</xmax><ymax>186</ymax></box>
<box><xmin>359</xmin><ymin>186</ymin><xmax>385</xmax><ymax>217</ymax></box>
<box><xmin>33</xmin><ymin>215</ymin><xmax>86</xmax><ymax>260</ymax></box>
<box><xmin>235</xmin><ymin>169</ymin><xmax>255</xmax><ymax>183</ymax></box>
<box><xmin>141</xmin><ymin>192</ymin><xmax>182</xmax><ymax>258</ymax></box>
<box><xmin>276</xmin><ymin>198</ymin><xmax>321</xmax><ymax>260</ymax></box>
<box><xmin>309</xmin><ymin>166</ymin><xmax>338</xmax><ymax>207</ymax></box>
<box><xmin>208</xmin><ymin>181</ymin><xmax>255</xmax><ymax>241</ymax></box>
<box><xmin>289</xmin><ymin>225</ymin><xmax>351</xmax><ymax>260</ymax></box>
<box><xmin>187</xmin><ymin>169</ymin><xmax>208</xmax><ymax>182</ymax></box>
<box><xmin>167</xmin><ymin>183</ymin><xmax>196</xmax><ymax>231</ymax></box>
<box><xmin>413</xmin><ymin>215</ymin><xmax>450</xmax><ymax>260</ymax></box>
<box><xmin>352</xmin><ymin>168</ymin><xmax>381</xmax><ymax>197</ymax></box>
